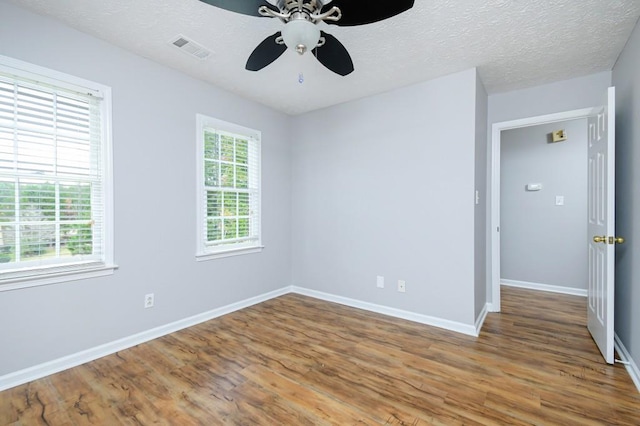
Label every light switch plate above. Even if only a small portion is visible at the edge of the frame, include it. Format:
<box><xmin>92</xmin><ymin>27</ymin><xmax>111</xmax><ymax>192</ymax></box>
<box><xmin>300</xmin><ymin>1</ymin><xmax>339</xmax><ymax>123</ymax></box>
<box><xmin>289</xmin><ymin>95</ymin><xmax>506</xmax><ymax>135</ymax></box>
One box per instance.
<box><xmin>526</xmin><ymin>183</ymin><xmax>542</xmax><ymax>191</ymax></box>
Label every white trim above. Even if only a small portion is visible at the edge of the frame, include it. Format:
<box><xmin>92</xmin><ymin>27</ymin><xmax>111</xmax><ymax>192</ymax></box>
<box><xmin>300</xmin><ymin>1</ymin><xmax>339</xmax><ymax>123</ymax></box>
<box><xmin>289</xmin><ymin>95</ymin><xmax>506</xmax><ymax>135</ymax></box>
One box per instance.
<box><xmin>614</xmin><ymin>333</ymin><xmax>640</xmax><ymax>393</ymax></box>
<box><xmin>0</xmin><ymin>285</ymin><xmax>291</xmax><ymax>392</ymax></box>
<box><xmin>196</xmin><ymin>246</ymin><xmax>264</xmax><ymax>261</ymax></box>
<box><xmin>291</xmin><ymin>286</ymin><xmax>478</xmax><ymax>337</ymax></box>
<box><xmin>0</xmin><ymin>54</ymin><xmax>105</xmax><ymax>98</ymax></box>
<box><xmin>102</xmin><ymin>86</ymin><xmax>115</xmax><ymax>268</ymax></box>
<box><xmin>490</xmin><ymin>122</ymin><xmax>501</xmax><ymax>312</ymax></box>
<box><xmin>501</xmin><ymin>279</ymin><xmax>588</xmax><ymax>297</ymax></box>
<box><xmin>0</xmin><ymin>55</ymin><xmax>115</xmax><ymax>289</ymax></box>
<box><xmin>0</xmin><ymin>264</ymin><xmax>118</xmax><ymax>292</ymax></box>
<box><xmin>195</xmin><ymin>114</ymin><xmax>262</xmax><ymax>259</ymax></box>
<box><xmin>489</xmin><ymin>108</ymin><xmax>594</xmax><ymax>312</ymax></box>
<box><xmin>475</xmin><ymin>303</ymin><xmax>489</xmax><ymax>335</ymax></box>
<box><xmin>198</xmin><ymin>116</ymin><xmax>261</xmax><ymax>141</ymax></box>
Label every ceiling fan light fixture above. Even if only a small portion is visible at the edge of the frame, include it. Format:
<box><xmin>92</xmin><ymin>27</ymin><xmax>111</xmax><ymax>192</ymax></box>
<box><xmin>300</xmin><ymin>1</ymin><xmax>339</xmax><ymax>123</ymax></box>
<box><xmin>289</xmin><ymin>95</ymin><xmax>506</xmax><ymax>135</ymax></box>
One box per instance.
<box><xmin>200</xmin><ymin>0</ymin><xmax>416</xmax><ymax>75</ymax></box>
<box><xmin>282</xmin><ymin>19</ymin><xmax>320</xmax><ymax>55</ymax></box>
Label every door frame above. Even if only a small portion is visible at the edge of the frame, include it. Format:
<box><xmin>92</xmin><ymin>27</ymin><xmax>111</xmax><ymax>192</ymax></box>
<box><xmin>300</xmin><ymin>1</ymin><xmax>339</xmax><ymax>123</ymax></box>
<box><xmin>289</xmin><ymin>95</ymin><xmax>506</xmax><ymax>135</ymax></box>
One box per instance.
<box><xmin>489</xmin><ymin>107</ymin><xmax>594</xmax><ymax>312</ymax></box>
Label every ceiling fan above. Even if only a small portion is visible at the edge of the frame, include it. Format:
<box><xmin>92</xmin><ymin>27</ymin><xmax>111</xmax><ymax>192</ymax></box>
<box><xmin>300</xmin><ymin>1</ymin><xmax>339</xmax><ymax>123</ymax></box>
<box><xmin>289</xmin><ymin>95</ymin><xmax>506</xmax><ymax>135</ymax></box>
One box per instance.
<box><xmin>198</xmin><ymin>0</ymin><xmax>415</xmax><ymax>76</ymax></box>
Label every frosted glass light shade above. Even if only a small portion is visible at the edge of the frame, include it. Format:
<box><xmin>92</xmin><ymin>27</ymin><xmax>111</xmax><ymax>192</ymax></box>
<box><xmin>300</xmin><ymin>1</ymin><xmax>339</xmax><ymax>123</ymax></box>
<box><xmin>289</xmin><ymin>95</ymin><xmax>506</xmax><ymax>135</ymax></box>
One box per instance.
<box><xmin>282</xmin><ymin>19</ymin><xmax>321</xmax><ymax>55</ymax></box>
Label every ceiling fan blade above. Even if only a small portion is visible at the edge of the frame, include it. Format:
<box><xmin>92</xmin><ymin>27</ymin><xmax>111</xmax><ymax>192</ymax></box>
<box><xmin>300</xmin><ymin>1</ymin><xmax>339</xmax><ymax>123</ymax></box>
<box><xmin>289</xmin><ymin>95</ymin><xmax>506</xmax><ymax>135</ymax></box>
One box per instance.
<box><xmin>322</xmin><ymin>0</ymin><xmax>414</xmax><ymax>26</ymax></box>
<box><xmin>246</xmin><ymin>32</ymin><xmax>287</xmax><ymax>71</ymax></box>
<box><xmin>312</xmin><ymin>32</ymin><xmax>354</xmax><ymax>76</ymax></box>
<box><xmin>198</xmin><ymin>0</ymin><xmax>275</xmax><ymax>17</ymax></box>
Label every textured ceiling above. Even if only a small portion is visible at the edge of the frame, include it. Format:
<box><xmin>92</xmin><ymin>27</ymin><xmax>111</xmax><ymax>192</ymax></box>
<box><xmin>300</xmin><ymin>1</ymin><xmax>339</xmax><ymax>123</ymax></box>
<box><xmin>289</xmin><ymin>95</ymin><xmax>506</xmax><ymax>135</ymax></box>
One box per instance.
<box><xmin>7</xmin><ymin>0</ymin><xmax>640</xmax><ymax>115</ymax></box>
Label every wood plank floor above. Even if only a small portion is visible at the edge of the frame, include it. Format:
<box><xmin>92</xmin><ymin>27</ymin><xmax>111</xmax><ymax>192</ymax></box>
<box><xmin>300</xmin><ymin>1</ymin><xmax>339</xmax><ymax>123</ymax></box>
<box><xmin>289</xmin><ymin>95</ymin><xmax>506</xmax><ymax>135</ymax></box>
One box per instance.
<box><xmin>1</xmin><ymin>287</ymin><xmax>639</xmax><ymax>425</ymax></box>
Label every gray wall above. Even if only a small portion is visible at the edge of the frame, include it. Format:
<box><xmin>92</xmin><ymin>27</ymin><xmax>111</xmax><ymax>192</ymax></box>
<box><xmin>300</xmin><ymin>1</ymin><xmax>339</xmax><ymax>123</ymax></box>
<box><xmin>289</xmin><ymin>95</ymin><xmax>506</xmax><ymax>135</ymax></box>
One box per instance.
<box><xmin>487</xmin><ymin>72</ymin><xmax>612</xmax><ymax>305</ymax></box>
<box><xmin>612</xmin><ymin>16</ymin><xmax>640</xmax><ymax>377</ymax></box>
<box><xmin>0</xmin><ymin>2</ymin><xmax>292</xmax><ymax>375</ymax></box>
<box><xmin>474</xmin><ymin>73</ymin><xmax>488</xmax><ymax>318</ymax></box>
<box><xmin>500</xmin><ymin>119</ymin><xmax>588</xmax><ymax>289</ymax></box>
<box><xmin>488</xmin><ymin>72</ymin><xmax>613</xmax><ymax>125</ymax></box>
<box><xmin>291</xmin><ymin>69</ymin><xmax>479</xmax><ymax>326</ymax></box>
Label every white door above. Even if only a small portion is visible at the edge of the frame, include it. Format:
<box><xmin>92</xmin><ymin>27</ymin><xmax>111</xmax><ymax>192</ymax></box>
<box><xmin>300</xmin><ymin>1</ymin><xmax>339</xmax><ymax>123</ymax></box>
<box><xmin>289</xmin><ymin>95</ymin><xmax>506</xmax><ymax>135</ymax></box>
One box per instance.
<box><xmin>587</xmin><ymin>87</ymin><xmax>616</xmax><ymax>364</ymax></box>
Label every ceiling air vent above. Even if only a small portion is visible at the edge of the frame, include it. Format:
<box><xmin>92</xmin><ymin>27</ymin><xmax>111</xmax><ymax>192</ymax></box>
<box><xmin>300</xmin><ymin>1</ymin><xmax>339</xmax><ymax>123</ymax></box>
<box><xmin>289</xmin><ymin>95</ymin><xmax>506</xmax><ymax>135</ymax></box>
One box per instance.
<box><xmin>170</xmin><ymin>35</ymin><xmax>211</xmax><ymax>60</ymax></box>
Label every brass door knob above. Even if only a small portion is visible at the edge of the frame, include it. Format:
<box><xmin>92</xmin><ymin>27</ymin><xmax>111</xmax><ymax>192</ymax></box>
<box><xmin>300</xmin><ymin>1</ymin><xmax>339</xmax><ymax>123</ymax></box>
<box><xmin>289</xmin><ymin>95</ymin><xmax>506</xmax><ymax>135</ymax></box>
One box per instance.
<box><xmin>613</xmin><ymin>236</ymin><xmax>625</xmax><ymax>244</ymax></box>
<box><xmin>593</xmin><ymin>236</ymin><xmax>607</xmax><ymax>243</ymax></box>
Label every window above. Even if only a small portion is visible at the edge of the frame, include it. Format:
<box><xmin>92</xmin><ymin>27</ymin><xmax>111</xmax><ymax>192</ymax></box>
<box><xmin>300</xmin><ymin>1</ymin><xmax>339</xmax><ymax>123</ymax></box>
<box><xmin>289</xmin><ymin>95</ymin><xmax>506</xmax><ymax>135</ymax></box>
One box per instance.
<box><xmin>196</xmin><ymin>114</ymin><xmax>261</xmax><ymax>260</ymax></box>
<box><xmin>0</xmin><ymin>55</ymin><xmax>114</xmax><ymax>289</ymax></box>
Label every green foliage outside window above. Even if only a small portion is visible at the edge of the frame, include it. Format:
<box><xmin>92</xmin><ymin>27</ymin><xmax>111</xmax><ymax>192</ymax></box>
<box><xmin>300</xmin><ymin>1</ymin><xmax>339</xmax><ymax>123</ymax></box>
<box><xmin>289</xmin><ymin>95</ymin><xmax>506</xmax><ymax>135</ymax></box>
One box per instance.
<box><xmin>203</xmin><ymin>130</ymin><xmax>253</xmax><ymax>245</ymax></box>
<box><xmin>0</xmin><ymin>180</ymin><xmax>93</xmax><ymax>263</ymax></box>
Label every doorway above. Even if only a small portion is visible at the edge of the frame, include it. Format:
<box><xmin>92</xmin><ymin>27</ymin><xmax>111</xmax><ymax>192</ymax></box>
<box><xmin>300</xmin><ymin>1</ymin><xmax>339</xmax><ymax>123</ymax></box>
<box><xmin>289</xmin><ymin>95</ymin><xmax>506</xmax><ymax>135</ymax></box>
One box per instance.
<box><xmin>500</xmin><ymin>118</ymin><xmax>588</xmax><ymax>295</ymax></box>
<box><xmin>489</xmin><ymin>88</ymin><xmax>617</xmax><ymax>364</ymax></box>
<box><xmin>489</xmin><ymin>107</ymin><xmax>594</xmax><ymax>312</ymax></box>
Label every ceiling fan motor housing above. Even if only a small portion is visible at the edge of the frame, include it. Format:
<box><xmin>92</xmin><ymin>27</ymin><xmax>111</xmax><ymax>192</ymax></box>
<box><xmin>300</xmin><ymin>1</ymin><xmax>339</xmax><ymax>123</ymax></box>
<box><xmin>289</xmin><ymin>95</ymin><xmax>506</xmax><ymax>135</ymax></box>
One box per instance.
<box><xmin>261</xmin><ymin>0</ymin><xmax>340</xmax><ymax>25</ymax></box>
<box><xmin>272</xmin><ymin>0</ymin><xmax>329</xmax><ymax>16</ymax></box>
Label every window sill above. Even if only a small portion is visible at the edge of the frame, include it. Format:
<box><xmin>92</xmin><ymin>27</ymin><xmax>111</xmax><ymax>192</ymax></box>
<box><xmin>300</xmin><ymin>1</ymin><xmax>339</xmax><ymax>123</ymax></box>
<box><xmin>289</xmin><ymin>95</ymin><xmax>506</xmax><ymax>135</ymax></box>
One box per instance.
<box><xmin>196</xmin><ymin>246</ymin><xmax>264</xmax><ymax>262</ymax></box>
<box><xmin>0</xmin><ymin>263</ymin><xmax>118</xmax><ymax>292</ymax></box>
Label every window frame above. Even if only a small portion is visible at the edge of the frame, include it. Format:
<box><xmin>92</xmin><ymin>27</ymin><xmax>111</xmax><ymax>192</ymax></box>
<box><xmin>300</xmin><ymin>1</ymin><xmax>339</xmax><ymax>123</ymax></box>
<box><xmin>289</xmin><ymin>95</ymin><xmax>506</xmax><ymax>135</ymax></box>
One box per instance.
<box><xmin>0</xmin><ymin>55</ymin><xmax>115</xmax><ymax>291</ymax></box>
<box><xmin>196</xmin><ymin>114</ymin><xmax>262</xmax><ymax>261</ymax></box>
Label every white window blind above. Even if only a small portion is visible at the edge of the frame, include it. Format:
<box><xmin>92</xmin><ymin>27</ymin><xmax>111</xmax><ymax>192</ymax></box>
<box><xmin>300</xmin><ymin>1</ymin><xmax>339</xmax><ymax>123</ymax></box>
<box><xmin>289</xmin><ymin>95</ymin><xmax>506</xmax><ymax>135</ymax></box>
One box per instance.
<box><xmin>0</xmin><ymin>65</ymin><xmax>109</xmax><ymax>280</ymax></box>
<box><xmin>197</xmin><ymin>115</ymin><xmax>261</xmax><ymax>259</ymax></box>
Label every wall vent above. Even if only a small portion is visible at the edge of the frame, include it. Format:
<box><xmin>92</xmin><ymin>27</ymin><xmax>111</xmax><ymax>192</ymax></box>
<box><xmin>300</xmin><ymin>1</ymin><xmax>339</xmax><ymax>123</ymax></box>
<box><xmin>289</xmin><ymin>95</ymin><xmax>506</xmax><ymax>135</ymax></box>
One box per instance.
<box><xmin>170</xmin><ymin>35</ymin><xmax>211</xmax><ymax>60</ymax></box>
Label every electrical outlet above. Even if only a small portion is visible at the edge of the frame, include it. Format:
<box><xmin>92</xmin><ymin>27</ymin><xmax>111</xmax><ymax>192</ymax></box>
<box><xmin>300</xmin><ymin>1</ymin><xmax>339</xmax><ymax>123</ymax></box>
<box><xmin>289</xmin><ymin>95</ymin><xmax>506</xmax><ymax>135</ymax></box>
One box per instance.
<box><xmin>144</xmin><ymin>293</ymin><xmax>154</xmax><ymax>309</ymax></box>
<box><xmin>376</xmin><ymin>275</ymin><xmax>384</xmax><ymax>288</ymax></box>
<box><xmin>398</xmin><ymin>280</ymin><xmax>406</xmax><ymax>293</ymax></box>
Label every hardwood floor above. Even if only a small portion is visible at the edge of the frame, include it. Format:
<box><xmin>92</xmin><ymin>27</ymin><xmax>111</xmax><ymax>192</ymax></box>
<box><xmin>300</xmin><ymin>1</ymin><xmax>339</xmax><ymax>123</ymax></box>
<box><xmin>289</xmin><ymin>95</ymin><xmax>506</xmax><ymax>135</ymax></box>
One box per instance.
<box><xmin>1</xmin><ymin>287</ymin><xmax>639</xmax><ymax>425</ymax></box>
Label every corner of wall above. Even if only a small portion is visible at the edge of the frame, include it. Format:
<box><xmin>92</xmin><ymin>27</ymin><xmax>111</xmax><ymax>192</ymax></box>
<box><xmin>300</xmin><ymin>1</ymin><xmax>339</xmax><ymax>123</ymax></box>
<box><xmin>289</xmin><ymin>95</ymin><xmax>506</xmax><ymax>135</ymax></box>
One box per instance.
<box><xmin>611</xmin><ymin>14</ymin><xmax>640</xmax><ymax>387</ymax></box>
<box><xmin>474</xmin><ymin>70</ymin><xmax>489</xmax><ymax>318</ymax></box>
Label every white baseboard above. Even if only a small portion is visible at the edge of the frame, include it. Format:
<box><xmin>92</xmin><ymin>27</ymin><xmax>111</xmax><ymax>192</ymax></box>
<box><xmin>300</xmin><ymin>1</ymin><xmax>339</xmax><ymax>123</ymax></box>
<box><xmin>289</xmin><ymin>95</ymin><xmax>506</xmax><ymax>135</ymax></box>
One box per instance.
<box><xmin>291</xmin><ymin>286</ymin><xmax>478</xmax><ymax>337</ymax></box>
<box><xmin>0</xmin><ymin>285</ymin><xmax>503</xmax><ymax>392</ymax></box>
<box><xmin>0</xmin><ymin>286</ymin><xmax>292</xmax><ymax>392</ymax></box>
<box><xmin>501</xmin><ymin>279</ymin><xmax>587</xmax><ymax>297</ymax></box>
<box><xmin>614</xmin><ymin>333</ymin><xmax>640</xmax><ymax>393</ymax></box>
<box><xmin>475</xmin><ymin>303</ymin><xmax>489</xmax><ymax>335</ymax></box>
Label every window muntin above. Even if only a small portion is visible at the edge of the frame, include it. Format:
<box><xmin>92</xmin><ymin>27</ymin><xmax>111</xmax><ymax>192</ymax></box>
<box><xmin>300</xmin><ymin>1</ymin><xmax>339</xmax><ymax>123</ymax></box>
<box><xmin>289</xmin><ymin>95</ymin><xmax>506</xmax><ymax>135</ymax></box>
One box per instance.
<box><xmin>0</xmin><ymin>56</ymin><xmax>112</xmax><ymax>284</ymax></box>
<box><xmin>197</xmin><ymin>115</ymin><xmax>261</xmax><ymax>258</ymax></box>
